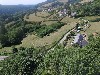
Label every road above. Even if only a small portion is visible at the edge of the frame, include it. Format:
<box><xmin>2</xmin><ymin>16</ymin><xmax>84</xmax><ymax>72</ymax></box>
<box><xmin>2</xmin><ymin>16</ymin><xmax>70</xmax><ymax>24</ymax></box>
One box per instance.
<box><xmin>58</xmin><ymin>23</ymin><xmax>76</xmax><ymax>45</ymax></box>
<box><xmin>47</xmin><ymin>23</ymin><xmax>76</xmax><ymax>53</ymax></box>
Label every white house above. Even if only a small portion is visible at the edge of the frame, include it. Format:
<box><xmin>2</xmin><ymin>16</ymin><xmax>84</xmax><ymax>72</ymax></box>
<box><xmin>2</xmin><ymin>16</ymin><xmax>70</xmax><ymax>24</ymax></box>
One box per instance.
<box><xmin>72</xmin><ymin>34</ymin><xmax>88</xmax><ymax>47</ymax></box>
<box><xmin>71</xmin><ymin>12</ymin><xmax>77</xmax><ymax>17</ymax></box>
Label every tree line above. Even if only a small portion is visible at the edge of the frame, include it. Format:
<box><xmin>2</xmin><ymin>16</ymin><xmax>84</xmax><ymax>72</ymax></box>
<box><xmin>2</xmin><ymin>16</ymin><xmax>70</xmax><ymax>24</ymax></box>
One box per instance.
<box><xmin>76</xmin><ymin>0</ymin><xmax>100</xmax><ymax>17</ymax></box>
<box><xmin>0</xmin><ymin>20</ymin><xmax>65</xmax><ymax>48</ymax></box>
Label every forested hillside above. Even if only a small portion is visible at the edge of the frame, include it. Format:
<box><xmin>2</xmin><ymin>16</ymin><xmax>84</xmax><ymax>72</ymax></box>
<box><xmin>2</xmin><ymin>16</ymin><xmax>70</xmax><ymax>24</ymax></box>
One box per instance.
<box><xmin>0</xmin><ymin>5</ymin><xmax>37</xmax><ymax>48</ymax></box>
<box><xmin>76</xmin><ymin>0</ymin><xmax>100</xmax><ymax>16</ymax></box>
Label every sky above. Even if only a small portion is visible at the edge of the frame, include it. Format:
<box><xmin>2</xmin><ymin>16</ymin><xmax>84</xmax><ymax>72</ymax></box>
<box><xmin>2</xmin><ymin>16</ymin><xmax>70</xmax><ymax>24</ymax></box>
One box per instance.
<box><xmin>0</xmin><ymin>0</ymin><xmax>47</xmax><ymax>5</ymax></box>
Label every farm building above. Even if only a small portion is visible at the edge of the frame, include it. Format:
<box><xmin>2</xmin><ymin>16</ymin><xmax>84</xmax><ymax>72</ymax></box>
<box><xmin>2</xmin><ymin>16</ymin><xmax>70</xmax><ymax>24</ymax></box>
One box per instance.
<box><xmin>73</xmin><ymin>34</ymin><xmax>88</xmax><ymax>47</ymax></box>
<box><xmin>71</xmin><ymin>12</ymin><xmax>77</xmax><ymax>18</ymax></box>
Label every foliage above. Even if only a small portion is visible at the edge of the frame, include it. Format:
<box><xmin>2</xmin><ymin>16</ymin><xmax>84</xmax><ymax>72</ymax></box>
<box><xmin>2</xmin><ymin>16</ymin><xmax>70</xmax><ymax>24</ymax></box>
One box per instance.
<box><xmin>0</xmin><ymin>5</ymin><xmax>36</xmax><ymax>23</ymax></box>
<box><xmin>36</xmin><ymin>22</ymin><xmax>65</xmax><ymax>37</ymax></box>
<box><xmin>0</xmin><ymin>21</ymin><xmax>65</xmax><ymax>47</ymax></box>
<box><xmin>0</xmin><ymin>5</ymin><xmax>38</xmax><ymax>47</ymax></box>
<box><xmin>0</xmin><ymin>5</ymin><xmax>65</xmax><ymax>47</ymax></box>
<box><xmin>0</xmin><ymin>1</ymin><xmax>100</xmax><ymax>75</ymax></box>
<box><xmin>76</xmin><ymin>0</ymin><xmax>100</xmax><ymax>17</ymax></box>
<box><xmin>35</xmin><ymin>36</ymin><xmax>100</xmax><ymax>75</ymax></box>
<box><xmin>0</xmin><ymin>36</ymin><xmax>100</xmax><ymax>75</ymax></box>
<box><xmin>0</xmin><ymin>47</ymin><xmax>42</xmax><ymax>75</ymax></box>
<box><xmin>90</xmin><ymin>18</ymin><xmax>100</xmax><ymax>22</ymax></box>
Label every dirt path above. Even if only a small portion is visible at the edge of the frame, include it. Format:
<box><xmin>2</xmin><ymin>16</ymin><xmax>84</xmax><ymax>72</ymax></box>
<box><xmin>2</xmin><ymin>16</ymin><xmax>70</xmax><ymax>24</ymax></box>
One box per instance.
<box><xmin>58</xmin><ymin>22</ymin><xmax>76</xmax><ymax>45</ymax></box>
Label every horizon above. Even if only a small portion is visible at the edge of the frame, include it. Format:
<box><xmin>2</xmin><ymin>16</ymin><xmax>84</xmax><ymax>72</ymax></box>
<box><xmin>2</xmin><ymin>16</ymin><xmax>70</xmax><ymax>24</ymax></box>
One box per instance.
<box><xmin>0</xmin><ymin>0</ymin><xmax>47</xmax><ymax>5</ymax></box>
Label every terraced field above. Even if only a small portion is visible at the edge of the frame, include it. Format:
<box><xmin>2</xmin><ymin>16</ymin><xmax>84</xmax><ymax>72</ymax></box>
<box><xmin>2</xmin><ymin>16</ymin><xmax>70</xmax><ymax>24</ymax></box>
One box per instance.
<box><xmin>24</xmin><ymin>14</ymin><xmax>44</xmax><ymax>22</ymax></box>
<box><xmin>80</xmin><ymin>16</ymin><xmax>100</xmax><ymax>34</ymax></box>
<box><xmin>36</xmin><ymin>12</ymin><xmax>50</xmax><ymax>17</ymax></box>
<box><xmin>1</xmin><ymin>11</ymin><xmax>100</xmax><ymax>54</ymax></box>
<box><xmin>85</xmin><ymin>22</ymin><xmax>100</xmax><ymax>35</ymax></box>
<box><xmin>24</xmin><ymin>12</ymin><xmax>50</xmax><ymax>22</ymax></box>
<box><xmin>17</xmin><ymin>22</ymin><xmax>76</xmax><ymax>48</ymax></box>
<box><xmin>41</xmin><ymin>21</ymin><xmax>58</xmax><ymax>25</ymax></box>
<box><xmin>61</xmin><ymin>16</ymin><xmax>79</xmax><ymax>23</ymax></box>
<box><xmin>82</xmin><ymin>16</ymin><xmax>100</xmax><ymax>21</ymax></box>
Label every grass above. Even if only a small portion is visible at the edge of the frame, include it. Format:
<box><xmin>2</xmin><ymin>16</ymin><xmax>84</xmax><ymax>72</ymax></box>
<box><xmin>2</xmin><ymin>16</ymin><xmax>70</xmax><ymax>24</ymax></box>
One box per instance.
<box><xmin>36</xmin><ymin>12</ymin><xmax>50</xmax><ymax>17</ymax></box>
<box><xmin>16</xmin><ymin>23</ymin><xmax>75</xmax><ymax>49</ymax></box>
<box><xmin>0</xmin><ymin>47</ymin><xmax>12</xmax><ymax>55</ymax></box>
<box><xmin>82</xmin><ymin>16</ymin><xmax>100</xmax><ymax>21</ymax></box>
<box><xmin>17</xmin><ymin>17</ymin><xmax>78</xmax><ymax>49</ymax></box>
<box><xmin>41</xmin><ymin>21</ymin><xmax>58</xmax><ymax>25</ymax></box>
<box><xmin>24</xmin><ymin>11</ymin><xmax>55</xmax><ymax>22</ymax></box>
<box><xmin>84</xmin><ymin>22</ymin><xmax>100</xmax><ymax>35</ymax></box>
<box><xmin>61</xmin><ymin>16</ymin><xmax>79</xmax><ymax>23</ymax></box>
<box><xmin>24</xmin><ymin>14</ymin><xmax>44</xmax><ymax>22</ymax></box>
<box><xmin>47</xmin><ymin>14</ymin><xmax>59</xmax><ymax>21</ymax></box>
<box><xmin>2</xmin><ymin>15</ymin><xmax>99</xmax><ymax>53</ymax></box>
<box><xmin>0</xmin><ymin>16</ymin><xmax>79</xmax><ymax>53</ymax></box>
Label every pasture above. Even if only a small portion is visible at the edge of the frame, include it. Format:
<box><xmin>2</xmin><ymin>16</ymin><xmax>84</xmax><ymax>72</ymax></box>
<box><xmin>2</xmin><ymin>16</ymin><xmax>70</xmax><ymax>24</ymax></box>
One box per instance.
<box><xmin>41</xmin><ymin>21</ymin><xmax>58</xmax><ymax>25</ymax></box>
<box><xmin>85</xmin><ymin>22</ymin><xmax>100</xmax><ymax>35</ymax></box>
<box><xmin>24</xmin><ymin>12</ymin><xmax>50</xmax><ymax>22</ymax></box>
<box><xmin>61</xmin><ymin>16</ymin><xmax>79</xmax><ymax>23</ymax></box>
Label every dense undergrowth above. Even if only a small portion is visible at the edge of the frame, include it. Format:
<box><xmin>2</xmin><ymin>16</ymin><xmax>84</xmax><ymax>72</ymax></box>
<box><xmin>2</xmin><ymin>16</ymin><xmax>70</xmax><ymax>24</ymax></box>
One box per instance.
<box><xmin>0</xmin><ymin>35</ymin><xmax>100</xmax><ymax>75</ymax></box>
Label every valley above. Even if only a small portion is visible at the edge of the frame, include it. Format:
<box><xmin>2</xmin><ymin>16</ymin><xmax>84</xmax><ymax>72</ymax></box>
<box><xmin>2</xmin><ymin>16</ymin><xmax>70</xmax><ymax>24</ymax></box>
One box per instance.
<box><xmin>0</xmin><ymin>0</ymin><xmax>100</xmax><ymax>75</ymax></box>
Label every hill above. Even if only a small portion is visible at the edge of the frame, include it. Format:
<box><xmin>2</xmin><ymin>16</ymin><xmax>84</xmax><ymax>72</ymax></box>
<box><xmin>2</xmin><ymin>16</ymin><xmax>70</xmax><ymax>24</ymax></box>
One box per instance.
<box><xmin>0</xmin><ymin>0</ymin><xmax>100</xmax><ymax>74</ymax></box>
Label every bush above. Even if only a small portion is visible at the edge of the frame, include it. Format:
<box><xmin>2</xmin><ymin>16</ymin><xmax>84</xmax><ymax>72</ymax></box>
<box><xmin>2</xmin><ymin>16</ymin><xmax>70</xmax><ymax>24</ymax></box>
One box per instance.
<box><xmin>35</xmin><ymin>36</ymin><xmax>100</xmax><ymax>75</ymax></box>
<box><xmin>0</xmin><ymin>35</ymin><xmax>100</xmax><ymax>75</ymax></box>
<box><xmin>76</xmin><ymin>0</ymin><xmax>100</xmax><ymax>17</ymax></box>
<box><xmin>90</xmin><ymin>18</ymin><xmax>100</xmax><ymax>22</ymax></box>
<box><xmin>36</xmin><ymin>22</ymin><xmax>65</xmax><ymax>38</ymax></box>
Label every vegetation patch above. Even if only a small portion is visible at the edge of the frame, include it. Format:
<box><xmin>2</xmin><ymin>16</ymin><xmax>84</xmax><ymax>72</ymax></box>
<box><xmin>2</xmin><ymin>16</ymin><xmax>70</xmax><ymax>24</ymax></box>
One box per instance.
<box><xmin>18</xmin><ymin>23</ymin><xmax>75</xmax><ymax>49</ymax></box>
<box><xmin>84</xmin><ymin>22</ymin><xmax>100</xmax><ymax>35</ymax></box>
<box><xmin>41</xmin><ymin>21</ymin><xmax>58</xmax><ymax>25</ymax></box>
<box><xmin>76</xmin><ymin>0</ymin><xmax>100</xmax><ymax>17</ymax></box>
<box><xmin>82</xmin><ymin>16</ymin><xmax>100</xmax><ymax>22</ymax></box>
<box><xmin>36</xmin><ymin>22</ymin><xmax>65</xmax><ymax>38</ymax></box>
<box><xmin>24</xmin><ymin>13</ymin><xmax>45</xmax><ymax>22</ymax></box>
<box><xmin>0</xmin><ymin>35</ymin><xmax>100</xmax><ymax>75</ymax></box>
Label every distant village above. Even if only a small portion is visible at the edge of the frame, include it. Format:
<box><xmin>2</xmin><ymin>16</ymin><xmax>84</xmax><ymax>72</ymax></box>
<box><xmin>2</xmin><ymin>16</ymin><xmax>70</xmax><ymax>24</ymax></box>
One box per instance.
<box><xmin>37</xmin><ymin>2</ymin><xmax>92</xmax><ymax>48</ymax></box>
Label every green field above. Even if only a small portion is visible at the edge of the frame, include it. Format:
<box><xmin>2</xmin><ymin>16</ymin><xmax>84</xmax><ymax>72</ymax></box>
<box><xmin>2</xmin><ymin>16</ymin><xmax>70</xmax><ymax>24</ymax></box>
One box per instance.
<box><xmin>82</xmin><ymin>16</ymin><xmax>100</xmax><ymax>21</ymax></box>
<box><xmin>41</xmin><ymin>21</ymin><xmax>58</xmax><ymax>25</ymax></box>
<box><xmin>85</xmin><ymin>22</ymin><xmax>100</xmax><ymax>35</ymax></box>
<box><xmin>24</xmin><ymin>12</ymin><xmax>50</xmax><ymax>22</ymax></box>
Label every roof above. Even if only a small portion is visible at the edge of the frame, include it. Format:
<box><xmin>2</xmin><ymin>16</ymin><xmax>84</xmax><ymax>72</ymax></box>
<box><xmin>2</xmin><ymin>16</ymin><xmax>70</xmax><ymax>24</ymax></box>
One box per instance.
<box><xmin>73</xmin><ymin>34</ymin><xmax>88</xmax><ymax>46</ymax></box>
<box><xmin>81</xmin><ymin>40</ymin><xmax>88</xmax><ymax>46</ymax></box>
<box><xmin>73</xmin><ymin>34</ymin><xmax>83</xmax><ymax>43</ymax></box>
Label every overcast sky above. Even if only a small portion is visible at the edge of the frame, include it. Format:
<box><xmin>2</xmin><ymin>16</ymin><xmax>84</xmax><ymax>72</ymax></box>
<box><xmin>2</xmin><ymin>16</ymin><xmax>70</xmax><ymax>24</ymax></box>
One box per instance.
<box><xmin>0</xmin><ymin>0</ymin><xmax>47</xmax><ymax>5</ymax></box>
